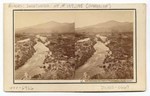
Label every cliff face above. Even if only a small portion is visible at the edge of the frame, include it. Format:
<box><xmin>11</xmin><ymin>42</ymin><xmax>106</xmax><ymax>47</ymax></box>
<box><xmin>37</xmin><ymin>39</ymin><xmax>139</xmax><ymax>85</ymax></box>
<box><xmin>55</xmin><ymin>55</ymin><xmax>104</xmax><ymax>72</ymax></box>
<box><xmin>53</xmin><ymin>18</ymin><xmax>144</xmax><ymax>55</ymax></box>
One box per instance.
<box><xmin>75</xmin><ymin>38</ymin><xmax>96</xmax><ymax>69</ymax></box>
<box><xmin>15</xmin><ymin>39</ymin><xmax>36</xmax><ymax>70</ymax></box>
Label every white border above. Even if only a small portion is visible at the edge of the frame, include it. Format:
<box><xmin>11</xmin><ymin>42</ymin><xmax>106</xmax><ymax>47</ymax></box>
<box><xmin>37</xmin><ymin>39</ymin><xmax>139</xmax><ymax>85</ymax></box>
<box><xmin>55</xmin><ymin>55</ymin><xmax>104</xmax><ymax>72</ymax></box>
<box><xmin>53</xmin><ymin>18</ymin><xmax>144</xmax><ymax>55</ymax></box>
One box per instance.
<box><xmin>1</xmin><ymin>0</ymin><xmax>150</xmax><ymax>96</ymax></box>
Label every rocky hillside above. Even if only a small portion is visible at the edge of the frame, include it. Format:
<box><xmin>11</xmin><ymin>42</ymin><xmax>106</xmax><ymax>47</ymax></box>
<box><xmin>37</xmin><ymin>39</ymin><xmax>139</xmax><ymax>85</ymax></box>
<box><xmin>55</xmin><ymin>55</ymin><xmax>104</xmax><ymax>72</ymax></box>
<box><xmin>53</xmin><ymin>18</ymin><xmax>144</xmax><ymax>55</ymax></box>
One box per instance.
<box><xmin>39</xmin><ymin>52</ymin><xmax>75</xmax><ymax>80</ymax></box>
<box><xmin>15</xmin><ymin>38</ymin><xmax>36</xmax><ymax>70</ymax></box>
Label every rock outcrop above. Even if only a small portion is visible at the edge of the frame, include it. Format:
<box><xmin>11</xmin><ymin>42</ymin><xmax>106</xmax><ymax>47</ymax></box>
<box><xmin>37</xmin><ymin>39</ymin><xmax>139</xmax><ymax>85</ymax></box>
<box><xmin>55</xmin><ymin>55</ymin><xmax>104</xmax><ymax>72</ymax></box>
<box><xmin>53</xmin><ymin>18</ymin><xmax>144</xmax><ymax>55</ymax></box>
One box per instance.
<box><xmin>15</xmin><ymin>38</ymin><xmax>36</xmax><ymax>70</ymax></box>
<box><xmin>75</xmin><ymin>38</ymin><xmax>96</xmax><ymax>69</ymax></box>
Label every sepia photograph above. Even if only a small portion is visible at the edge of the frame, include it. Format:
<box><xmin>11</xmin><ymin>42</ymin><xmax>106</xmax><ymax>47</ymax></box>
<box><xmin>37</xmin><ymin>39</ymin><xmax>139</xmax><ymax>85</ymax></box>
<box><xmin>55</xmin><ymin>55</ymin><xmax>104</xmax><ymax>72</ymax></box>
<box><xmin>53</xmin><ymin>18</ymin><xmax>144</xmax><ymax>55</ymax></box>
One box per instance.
<box><xmin>4</xmin><ymin>3</ymin><xmax>146</xmax><ymax>92</ymax></box>
<box><xmin>14</xmin><ymin>10</ymin><xmax>135</xmax><ymax>81</ymax></box>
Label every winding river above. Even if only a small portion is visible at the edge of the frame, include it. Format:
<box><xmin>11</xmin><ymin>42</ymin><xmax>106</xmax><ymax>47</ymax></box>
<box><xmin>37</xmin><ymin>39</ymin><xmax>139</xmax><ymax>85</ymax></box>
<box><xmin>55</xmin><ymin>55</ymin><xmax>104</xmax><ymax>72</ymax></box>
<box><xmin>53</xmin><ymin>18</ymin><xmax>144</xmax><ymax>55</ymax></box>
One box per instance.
<box><xmin>75</xmin><ymin>40</ymin><xmax>110</xmax><ymax>79</ymax></box>
<box><xmin>15</xmin><ymin>41</ymin><xmax>49</xmax><ymax>80</ymax></box>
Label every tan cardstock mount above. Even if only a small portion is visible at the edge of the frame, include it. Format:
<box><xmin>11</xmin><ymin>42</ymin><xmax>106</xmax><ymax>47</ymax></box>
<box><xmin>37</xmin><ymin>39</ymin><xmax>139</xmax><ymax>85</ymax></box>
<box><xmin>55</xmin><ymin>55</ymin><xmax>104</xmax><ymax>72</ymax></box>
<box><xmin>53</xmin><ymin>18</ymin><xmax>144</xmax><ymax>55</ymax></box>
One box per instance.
<box><xmin>4</xmin><ymin>3</ymin><xmax>146</xmax><ymax>92</ymax></box>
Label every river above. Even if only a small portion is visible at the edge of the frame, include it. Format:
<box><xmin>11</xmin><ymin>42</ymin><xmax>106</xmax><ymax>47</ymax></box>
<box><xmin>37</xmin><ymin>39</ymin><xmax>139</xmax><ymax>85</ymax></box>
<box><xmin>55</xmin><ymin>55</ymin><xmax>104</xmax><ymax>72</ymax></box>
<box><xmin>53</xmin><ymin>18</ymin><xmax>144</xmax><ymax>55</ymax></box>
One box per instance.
<box><xmin>15</xmin><ymin>41</ymin><xmax>49</xmax><ymax>80</ymax></box>
<box><xmin>75</xmin><ymin>40</ymin><xmax>110</xmax><ymax>79</ymax></box>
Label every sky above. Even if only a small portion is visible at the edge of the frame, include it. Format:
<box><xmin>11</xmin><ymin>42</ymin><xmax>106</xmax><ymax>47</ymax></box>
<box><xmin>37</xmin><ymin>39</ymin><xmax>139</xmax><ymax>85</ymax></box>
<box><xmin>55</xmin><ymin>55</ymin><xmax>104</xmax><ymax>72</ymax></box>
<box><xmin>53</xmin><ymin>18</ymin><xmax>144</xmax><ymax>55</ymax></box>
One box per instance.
<box><xmin>15</xmin><ymin>10</ymin><xmax>134</xmax><ymax>29</ymax></box>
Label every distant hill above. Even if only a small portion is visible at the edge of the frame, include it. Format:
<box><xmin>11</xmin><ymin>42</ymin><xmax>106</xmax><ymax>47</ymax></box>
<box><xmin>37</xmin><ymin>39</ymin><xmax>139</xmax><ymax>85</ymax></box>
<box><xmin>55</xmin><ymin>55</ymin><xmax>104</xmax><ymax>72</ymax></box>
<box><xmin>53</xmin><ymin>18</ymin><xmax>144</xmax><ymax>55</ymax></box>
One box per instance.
<box><xmin>76</xmin><ymin>20</ymin><xmax>133</xmax><ymax>33</ymax></box>
<box><xmin>16</xmin><ymin>21</ymin><xmax>75</xmax><ymax>34</ymax></box>
<box><xmin>16</xmin><ymin>20</ymin><xmax>133</xmax><ymax>35</ymax></box>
